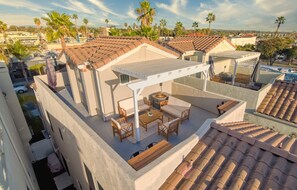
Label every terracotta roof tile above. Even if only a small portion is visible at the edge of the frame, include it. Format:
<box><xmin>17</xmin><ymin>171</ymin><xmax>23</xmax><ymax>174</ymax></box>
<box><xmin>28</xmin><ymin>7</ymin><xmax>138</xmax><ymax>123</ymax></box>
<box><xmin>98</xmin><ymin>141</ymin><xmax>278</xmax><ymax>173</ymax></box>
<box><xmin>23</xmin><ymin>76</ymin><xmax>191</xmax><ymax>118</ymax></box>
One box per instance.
<box><xmin>166</xmin><ymin>36</ymin><xmax>235</xmax><ymax>54</ymax></box>
<box><xmin>64</xmin><ymin>36</ymin><xmax>179</xmax><ymax>69</ymax></box>
<box><xmin>160</xmin><ymin>121</ymin><xmax>297</xmax><ymax>189</ymax></box>
<box><xmin>257</xmin><ymin>80</ymin><xmax>297</xmax><ymax>124</ymax></box>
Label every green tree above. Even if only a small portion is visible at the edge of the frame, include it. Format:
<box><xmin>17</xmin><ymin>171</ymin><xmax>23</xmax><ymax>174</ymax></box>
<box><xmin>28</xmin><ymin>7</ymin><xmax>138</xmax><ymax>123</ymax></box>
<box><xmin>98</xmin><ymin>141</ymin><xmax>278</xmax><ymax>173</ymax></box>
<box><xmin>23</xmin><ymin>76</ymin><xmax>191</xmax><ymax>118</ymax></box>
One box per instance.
<box><xmin>29</xmin><ymin>63</ymin><xmax>45</xmax><ymax>75</ymax></box>
<box><xmin>257</xmin><ymin>37</ymin><xmax>292</xmax><ymax>65</ymax></box>
<box><xmin>286</xmin><ymin>46</ymin><xmax>297</xmax><ymax>65</ymax></box>
<box><xmin>0</xmin><ymin>20</ymin><xmax>7</xmax><ymax>43</ymax></box>
<box><xmin>0</xmin><ymin>45</ymin><xmax>8</xmax><ymax>63</ymax></box>
<box><xmin>83</xmin><ymin>18</ymin><xmax>89</xmax><ymax>37</ymax></box>
<box><xmin>33</xmin><ymin>18</ymin><xmax>41</xmax><ymax>30</ymax></box>
<box><xmin>133</xmin><ymin>23</ymin><xmax>137</xmax><ymax>30</ymax></box>
<box><xmin>174</xmin><ymin>22</ymin><xmax>184</xmax><ymax>37</ymax></box>
<box><xmin>206</xmin><ymin>13</ymin><xmax>215</xmax><ymax>35</ymax></box>
<box><xmin>192</xmin><ymin>21</ymin><xmax>199</xmax><ymax>35</ymax></box>
<box><xmin>8</xmin><ymin>41</ymin><xmax>37</xmax><ymax>82</ymax></box>
<box><xmin>135</xmin><ymin>0</ymin><xmax>156</xmax><ymax>27</ymax></box>
<box><xmin>109</xmin><ymin>28</ymin><xmax>121</xmax><ymax>36</ymax></box>
<box><xmin>274</xmin><ymin>16</ymin><xmax>286</xmax><ymax>36</ymax></box>
<box><xmin>236</xmin><ymin>44</ymin><xmax>255</xmax><ymax>51</ymax></box>
<box><xmin>137</xmin><ymin>25</ymin><xmax>159</xmax><ymax>41</ymax></box>
<box><xmin>124</xmin><ymin>22</ymin><xmax>128</xmax><ymax>29</ymax></box>
<box><xmin>72</xmin><ymin>14</ymin><xmax>80</xmax><ymax>42</ymax></box>
<box><xmin>159</xmin><ymin>19</ymin><xmax>167</xmax><ymax>36</ymax></box>
<box><xmin>105</xmin><ymin>19</ymin><xmax>109</xmax><ymax>27</ymax></box>
<box><xmin>42</xmin><ymin>11</ymin><xmax>75</xmax><ymax>49</ymax></box>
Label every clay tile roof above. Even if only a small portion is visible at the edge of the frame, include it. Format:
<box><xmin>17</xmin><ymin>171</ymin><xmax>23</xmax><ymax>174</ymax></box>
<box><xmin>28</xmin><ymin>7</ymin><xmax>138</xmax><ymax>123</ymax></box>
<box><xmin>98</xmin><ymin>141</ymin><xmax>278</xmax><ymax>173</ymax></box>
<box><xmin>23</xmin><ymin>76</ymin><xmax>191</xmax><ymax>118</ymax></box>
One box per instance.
<box><xmin>160</xmin><ymin>121</ymin><xmax>297</xmax><ymax>190</ymax></box>
<box><xmin>63</xmin><ymin>36</ymin><xmax>180</xmax><ymax>69</ymax></box>
<box><xmin>166</xmin><ymin>36</ymin><xmax>235</xmax><ymax>54</ymax></box>
<box><xmin>257</xmin><ymin>80</ymin><xmax>297</xmax><ymax>124</ymax></box>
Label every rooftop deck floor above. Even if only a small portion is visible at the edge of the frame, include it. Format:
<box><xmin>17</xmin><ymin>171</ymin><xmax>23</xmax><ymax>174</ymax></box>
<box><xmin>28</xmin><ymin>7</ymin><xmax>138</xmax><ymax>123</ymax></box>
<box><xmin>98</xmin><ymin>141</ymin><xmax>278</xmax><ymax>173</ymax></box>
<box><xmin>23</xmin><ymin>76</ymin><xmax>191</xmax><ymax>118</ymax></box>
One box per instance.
<box><xmin>57</xmin><ymin>86</ymin><xmax>217</xmax><ymax>161</ymax></box>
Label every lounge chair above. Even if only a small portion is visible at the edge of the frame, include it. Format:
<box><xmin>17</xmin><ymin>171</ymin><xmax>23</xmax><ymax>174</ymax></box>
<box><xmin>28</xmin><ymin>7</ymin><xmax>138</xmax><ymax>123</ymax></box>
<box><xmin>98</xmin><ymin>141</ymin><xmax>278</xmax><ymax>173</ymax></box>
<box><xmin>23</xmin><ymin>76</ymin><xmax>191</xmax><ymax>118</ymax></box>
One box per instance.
<box><xmin>158</xmin><ymin>118</ymin><xmax>180</xmax><ymax>140</ymax></box>
<box><xmin>111</xmin><ymin>117</ymin><xmax>133</xmax><ymax>142</ymax></box>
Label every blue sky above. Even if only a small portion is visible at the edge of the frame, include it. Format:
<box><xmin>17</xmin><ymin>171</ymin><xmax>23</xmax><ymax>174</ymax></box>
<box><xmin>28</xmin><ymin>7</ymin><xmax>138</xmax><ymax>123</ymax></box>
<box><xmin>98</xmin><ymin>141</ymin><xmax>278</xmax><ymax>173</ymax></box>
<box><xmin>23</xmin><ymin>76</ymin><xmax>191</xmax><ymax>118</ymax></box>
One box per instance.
<box><xmin>0</xmin><ymin>0</ymin><xmax>296</xmax><ymax>31</ymax></box>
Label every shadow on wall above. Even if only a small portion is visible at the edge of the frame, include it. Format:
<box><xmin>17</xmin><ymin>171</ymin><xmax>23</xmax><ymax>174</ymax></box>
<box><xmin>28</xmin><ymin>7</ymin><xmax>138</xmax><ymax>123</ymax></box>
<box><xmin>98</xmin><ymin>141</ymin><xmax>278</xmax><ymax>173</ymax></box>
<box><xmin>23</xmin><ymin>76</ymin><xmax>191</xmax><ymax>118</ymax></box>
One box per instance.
<box><xmin>105</xmin><ymin>79</ymin><xmax>119</xmax><ymax>117</ymax></box>
<box><xmin>46</xmin><ymin>112</ymin><xmax>91</xmax><ymax>189</ymax></box>
<box><xmin>173</xmin><ymin>94</ymin><xmax>227</xmax><ymax>115</ymax></box>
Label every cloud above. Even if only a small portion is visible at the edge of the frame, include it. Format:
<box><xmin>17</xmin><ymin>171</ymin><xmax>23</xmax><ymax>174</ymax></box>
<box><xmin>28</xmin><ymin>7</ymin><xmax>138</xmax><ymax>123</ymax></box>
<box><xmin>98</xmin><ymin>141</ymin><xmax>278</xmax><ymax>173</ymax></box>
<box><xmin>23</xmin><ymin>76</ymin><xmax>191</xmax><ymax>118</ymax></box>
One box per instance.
<box><xmin>88</xmin><ymin>0</ymin><xmax>121</xmax><ymax>17</ymax></box>
<box><xmin>52</xmin><ymin>0</ymin><xmax>95</xmax><ymax>14</ymax></box>
<box><xmin>0</xmin><ymin>14</ymin><xmax>36</xmax><ymax>26</ymax></box>
<box><xmin>0</xmin><ymin>0</ymin><xmax>45</xmax><ymax>12</ymax></box>
<box><xmin>156</xmin><ymin>0</ymin><xmax>188</xmax><ymax>15</ymax></box>
<box><xmin>127</xmin><ymin>5</ymin><xmax>137</xmax><ymax>19</ymax></box>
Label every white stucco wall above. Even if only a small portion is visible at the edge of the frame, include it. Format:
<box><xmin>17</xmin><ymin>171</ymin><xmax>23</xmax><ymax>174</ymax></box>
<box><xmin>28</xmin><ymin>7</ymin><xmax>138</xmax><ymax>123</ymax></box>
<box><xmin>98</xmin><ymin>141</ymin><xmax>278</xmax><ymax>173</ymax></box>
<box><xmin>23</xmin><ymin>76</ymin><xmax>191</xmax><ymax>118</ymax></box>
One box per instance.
<box><xmin>0</xmin><ymin>63</ymin><xmax>33</xmax><ymax>159</ymax></box>
<box><xmin>34</xmin><ymin>76</ymin><xmax>137</xmax><ymax>190</ymax></box>
<box><xmin>230</xmin><ymin>37</ymin><xmax>257</xmax><ymax>46</ymax></box>
<box><xmin>98</xmin><ymin>46</ymin><xmax>173</xmax><ymax>117</ymax></box>
<box><xmin>0</xmin><ymin>91</ymin><xmax>39</xmax><ymax>190</ymax></box>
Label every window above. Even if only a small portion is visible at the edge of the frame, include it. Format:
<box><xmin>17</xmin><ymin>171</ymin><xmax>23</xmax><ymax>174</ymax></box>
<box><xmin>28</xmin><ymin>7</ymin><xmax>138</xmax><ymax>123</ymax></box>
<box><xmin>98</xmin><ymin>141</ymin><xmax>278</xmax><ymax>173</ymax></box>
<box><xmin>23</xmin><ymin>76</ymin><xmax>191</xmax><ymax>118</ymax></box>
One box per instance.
<box><xmin>84</xmin><ymin>164</ymin><xmax>95</xmax><ymax>190</ymax></box>
<box><xmin>119</xmin><ymin>74</ymin><xmax>130</xmax><ymax>84</ymax></box>
<box><xmin>58</xmin><ymin>128</ymin><xmax>64</xmax><ymax>140</ymax></box>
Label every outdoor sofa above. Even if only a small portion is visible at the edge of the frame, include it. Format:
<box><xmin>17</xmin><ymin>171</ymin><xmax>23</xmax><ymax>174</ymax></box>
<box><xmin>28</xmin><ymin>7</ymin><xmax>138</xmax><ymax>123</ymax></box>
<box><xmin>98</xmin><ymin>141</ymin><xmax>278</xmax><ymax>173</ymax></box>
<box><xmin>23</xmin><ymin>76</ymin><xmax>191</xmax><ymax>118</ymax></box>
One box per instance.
<box><xmin>118</xmin><ymin>95</ymin><xmax>151</xmax><ymax>119</ymax></box>
<box><xmin>160</xmin><ymin>96</ymin><xmax>191</xmax><ymax>123</ymax></box>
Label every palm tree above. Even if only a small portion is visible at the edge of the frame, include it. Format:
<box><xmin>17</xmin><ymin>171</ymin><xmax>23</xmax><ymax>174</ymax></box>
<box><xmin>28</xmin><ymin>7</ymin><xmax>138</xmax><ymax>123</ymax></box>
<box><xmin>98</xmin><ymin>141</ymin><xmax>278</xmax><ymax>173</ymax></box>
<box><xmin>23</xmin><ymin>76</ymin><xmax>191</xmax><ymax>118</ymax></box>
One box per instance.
<box><xmin>0</xmin><ymin>45</ymin><xmax>8</xmax><ymax>63</ymax></box>
<box><xmin>275</xmin><ymin>16</ymin><xmax>286</xmax><ymax>36</ymax></box>
<box><xmin>192</xmin><ymin>22</ymin><xmax>199</xmax><ymax>32</ymax></box>
<box><xmin>105</xmin><ymin>19</ymin><xmax>109</xmax><ymax>27</ymax></box>
<box><xmin>206</xmin><ymin>13</ymin><xmax>215</xmax><ymax>35</ymax></box>
<box><xmin>0</xmin><ymin>20</ymin><xmax>7</xmax><ymax>43</ymax></box>
<box><xmin>174</xmin><ymin>21</ymin><xmax>184</xmax><ymax>37</ymax></box>
<box><xmin>8</xmin><ymin>41</ymin><xmax>37</xmax><ymax>82</ymax></box>
<box><xmin>33</xmin><ymin>18</ymin><xmax>41</xmax><ymax>30</ymax></box>
<box><xmin>72</xmin><ymin>14</ymin><xmax>80</xmax><ymax>42</ymax></box>
<box><xmin>42</xmin><ymin>11</ymin><xmax>75</xmax><ymax>50</ymax></box>
<box><xmin>135</xmin><ymin>0</ymin><xmax>156</xmax><ymax>27</ymax></box>
<box><xmin>83</xmin><ymin>18</ymin><xmax>89</xmax><ymax>37</ymax></box>
<box><xmin>124</xmin><ymin>22</ymin><xmax>128</xmax><ymax>29</ymax></box>
<box><xmin>133</xmin><ymin>23</ymin><xmax>137</xmax><ymax>30</ymax></box>
<box><xmin>159</xmin><ymin>19</ymin><xmax>167</xmax><ymax>37</ymax></box>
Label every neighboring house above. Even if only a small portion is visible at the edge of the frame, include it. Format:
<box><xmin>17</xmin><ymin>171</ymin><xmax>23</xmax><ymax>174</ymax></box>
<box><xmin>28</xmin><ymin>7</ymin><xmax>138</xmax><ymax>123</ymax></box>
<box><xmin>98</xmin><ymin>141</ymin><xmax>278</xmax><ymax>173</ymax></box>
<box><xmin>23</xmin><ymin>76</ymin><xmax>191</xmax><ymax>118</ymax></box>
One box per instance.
<box><xmin>160</xmin><ymin>121</ymin><xmax>297</xmax><ymax>189</ymax></box>
<box><xmin>166</xmin><ymin>36</ymin><xmax>236</xmax><ymax>74</ymax></box>
<box><xmin>34</xmin><ymin>36</ymin><xmax>248</xmax><ymax>189</ymax></box>
<box><xmin>0</xmin><ymin>62</ymin><xmax>39</xmax><ymax>190</ymax></box>
<box><xmin>229</xmin><ymin>34</ymin><xmax>257</xmax><ymax>46</ymax></box>
<box><xmin>62</xmin><ymin>36</ymin><xmax>181</xmax><ymax>118</ymax></box>
<box><xmin>245</xmin><ymin>80</ymin><xmax>297</xmax><ymax>135</ymax></box>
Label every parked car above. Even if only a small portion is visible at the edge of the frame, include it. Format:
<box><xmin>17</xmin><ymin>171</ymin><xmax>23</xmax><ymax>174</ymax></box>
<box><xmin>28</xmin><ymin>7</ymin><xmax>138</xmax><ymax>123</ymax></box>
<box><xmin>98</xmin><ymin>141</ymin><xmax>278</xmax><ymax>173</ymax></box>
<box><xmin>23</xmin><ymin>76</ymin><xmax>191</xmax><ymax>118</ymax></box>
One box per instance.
<box><xmin>13</xmin><ymin>84</ymin><xmax>28</xmax><ymax>94</ymax></box>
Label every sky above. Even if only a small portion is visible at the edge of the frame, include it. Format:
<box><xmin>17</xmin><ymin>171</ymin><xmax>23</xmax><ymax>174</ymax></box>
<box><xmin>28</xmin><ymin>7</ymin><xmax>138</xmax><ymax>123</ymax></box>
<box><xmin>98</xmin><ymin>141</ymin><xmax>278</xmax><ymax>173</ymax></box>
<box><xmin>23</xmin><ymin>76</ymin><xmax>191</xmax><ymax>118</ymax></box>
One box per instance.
<box><xmin>0</xmin><ymin>0</ymin><xmax>296</xmax><ymax>32</ymax></box>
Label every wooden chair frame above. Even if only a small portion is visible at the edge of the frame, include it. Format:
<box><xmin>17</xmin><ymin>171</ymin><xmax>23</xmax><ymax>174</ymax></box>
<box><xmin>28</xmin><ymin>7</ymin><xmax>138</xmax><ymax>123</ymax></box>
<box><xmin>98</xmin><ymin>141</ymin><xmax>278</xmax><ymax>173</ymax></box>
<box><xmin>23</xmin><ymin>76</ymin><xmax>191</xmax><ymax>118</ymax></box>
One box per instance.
<box><xmin>111</xmin><ymin>117</ymin><xmax>134</xmax><ymax>142</ymax></box>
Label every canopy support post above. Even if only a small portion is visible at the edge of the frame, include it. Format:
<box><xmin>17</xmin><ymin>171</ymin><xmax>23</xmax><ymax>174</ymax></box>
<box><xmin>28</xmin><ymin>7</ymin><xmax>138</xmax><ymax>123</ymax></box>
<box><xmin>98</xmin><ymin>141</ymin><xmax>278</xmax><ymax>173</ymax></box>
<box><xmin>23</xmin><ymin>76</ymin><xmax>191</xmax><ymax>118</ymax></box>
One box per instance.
<box><xmin>232</xmin><ymin>60</ymin><xmax>238</xmax><ymax>85</ymax></box>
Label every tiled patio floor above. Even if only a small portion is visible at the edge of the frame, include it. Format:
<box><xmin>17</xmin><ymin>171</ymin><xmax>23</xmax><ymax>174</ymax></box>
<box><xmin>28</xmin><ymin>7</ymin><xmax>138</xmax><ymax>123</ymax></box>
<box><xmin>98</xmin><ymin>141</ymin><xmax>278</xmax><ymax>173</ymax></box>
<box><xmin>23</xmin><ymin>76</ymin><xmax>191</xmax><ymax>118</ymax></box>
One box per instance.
<box><xmin>57</xmin><ymin>86</ymin><xmax>217</xmax><ymax>160</ymax></box>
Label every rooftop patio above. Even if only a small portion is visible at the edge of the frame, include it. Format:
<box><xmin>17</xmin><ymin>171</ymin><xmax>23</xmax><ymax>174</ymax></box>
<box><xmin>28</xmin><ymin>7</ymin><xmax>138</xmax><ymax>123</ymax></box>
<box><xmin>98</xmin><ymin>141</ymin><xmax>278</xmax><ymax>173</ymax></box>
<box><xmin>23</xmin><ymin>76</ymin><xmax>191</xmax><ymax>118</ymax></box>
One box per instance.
<box><xmin>56</xmin><ymin>85</ymin><xmax>217</xmax><ymax>161</ymax></box>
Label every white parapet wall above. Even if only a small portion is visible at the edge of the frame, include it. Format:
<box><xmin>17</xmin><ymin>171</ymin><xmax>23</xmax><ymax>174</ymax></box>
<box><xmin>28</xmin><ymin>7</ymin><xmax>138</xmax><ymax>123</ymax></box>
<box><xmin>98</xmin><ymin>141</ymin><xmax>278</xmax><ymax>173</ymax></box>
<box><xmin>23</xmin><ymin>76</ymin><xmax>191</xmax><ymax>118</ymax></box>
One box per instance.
<box><xmin>34</xmin><ymin>73</ymin><xmax>247</xmax><ymax>190</ymax></box>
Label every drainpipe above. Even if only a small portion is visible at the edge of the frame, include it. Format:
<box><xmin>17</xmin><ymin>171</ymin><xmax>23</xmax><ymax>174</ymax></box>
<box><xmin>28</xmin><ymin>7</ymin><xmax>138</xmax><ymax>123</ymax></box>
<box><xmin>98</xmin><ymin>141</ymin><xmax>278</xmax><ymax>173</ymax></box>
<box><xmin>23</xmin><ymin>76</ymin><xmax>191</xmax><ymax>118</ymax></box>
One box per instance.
<box><xmin>94</xmin><ymin>70</ymin><xmax>106</xmax><ymax>121</ymax></box>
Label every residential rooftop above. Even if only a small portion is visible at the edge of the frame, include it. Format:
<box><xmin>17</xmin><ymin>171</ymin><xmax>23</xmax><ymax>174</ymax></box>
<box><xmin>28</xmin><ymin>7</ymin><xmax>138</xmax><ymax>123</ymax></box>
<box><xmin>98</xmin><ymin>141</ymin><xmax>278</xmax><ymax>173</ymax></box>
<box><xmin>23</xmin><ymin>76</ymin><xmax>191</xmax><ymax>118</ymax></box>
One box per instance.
<box><xmin>257</xmin><ymin>80</ymin><xmax>297</xmax><ymax>124</ymax></box>
<box><xmin>64</xmin><ymin>36</ymin><xmax>180</xmax><ymax>69</ymax></box>
<box><xmin>166</xmin><ymin>36</ymin><xmax>235</xmax><ymax>54</ymax></box>
<box><xmin>160</xmin><ymin>121</ymin><xmax>297</xmax><ymax>190</ymax></box>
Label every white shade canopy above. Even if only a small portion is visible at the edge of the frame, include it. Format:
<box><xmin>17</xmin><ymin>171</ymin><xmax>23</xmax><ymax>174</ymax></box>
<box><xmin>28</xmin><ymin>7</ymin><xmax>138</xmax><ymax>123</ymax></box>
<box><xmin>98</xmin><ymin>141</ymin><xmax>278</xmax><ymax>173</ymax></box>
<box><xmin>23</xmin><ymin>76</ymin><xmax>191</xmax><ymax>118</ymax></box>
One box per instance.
<box><xmin>112</xmin><ymin>58</ymin><xmax>209</xmax><ymax>143</ymax></box>
<box><xmin>112</xmin><ymin>58</ymin><xmax>209</xmax><ymax>90</ymax></box>
<box><xmin>210</xmin><ymin>50</ymin><xmax>260</xmax><ymax>63</ymax></box>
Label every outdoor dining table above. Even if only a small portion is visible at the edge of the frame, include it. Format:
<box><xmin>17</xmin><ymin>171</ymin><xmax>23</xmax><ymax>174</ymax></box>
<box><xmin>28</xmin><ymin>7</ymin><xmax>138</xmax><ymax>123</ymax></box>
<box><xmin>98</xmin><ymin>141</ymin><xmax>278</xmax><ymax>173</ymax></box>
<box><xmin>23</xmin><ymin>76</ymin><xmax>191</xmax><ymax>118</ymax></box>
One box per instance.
<box><xmin>127</xmin><ymin>140</ymin><xmax>173</xmax><ymax>171</ymax></box>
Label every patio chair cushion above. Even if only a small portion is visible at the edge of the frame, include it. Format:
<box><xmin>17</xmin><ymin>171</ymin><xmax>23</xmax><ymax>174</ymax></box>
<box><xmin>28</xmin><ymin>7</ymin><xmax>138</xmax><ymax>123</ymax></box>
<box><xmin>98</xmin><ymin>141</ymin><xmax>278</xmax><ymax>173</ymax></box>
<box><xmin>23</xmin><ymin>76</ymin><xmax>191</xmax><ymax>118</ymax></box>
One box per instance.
<box><xmin>111</xmin><ymin>118</ymin><xmax>122</xmax><ymax>129</ymax></box>
<box><xmin>162</xmin><ymin>105</ymin><xmax>184</xmax><ymax>118</ymax></box>
<box><xmin>121</xmin><ymin>125</ymin><xmax>132</xmax><ymax>135</ymax></box>
<box><xmin>118</xmin><ymin>95</ymin><xmax>151</xmax><ymax>117</ymax></box>
<box><xmin>159</xmin><ymin>118</ymin><xmax>179</xmax><ymax>133</ymax></box>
